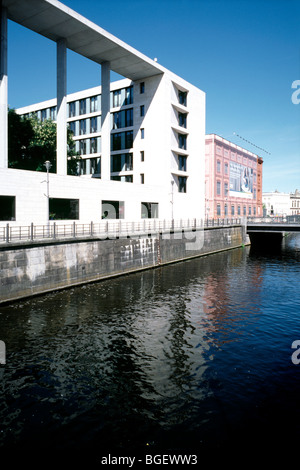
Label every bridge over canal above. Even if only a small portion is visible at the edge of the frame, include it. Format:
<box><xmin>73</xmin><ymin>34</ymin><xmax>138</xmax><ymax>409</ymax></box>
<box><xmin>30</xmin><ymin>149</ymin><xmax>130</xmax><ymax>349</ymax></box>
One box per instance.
<box><xmin>246</xmin><ymin>216</ymin><xmax>300</xmax><ymax>247</ymax></box>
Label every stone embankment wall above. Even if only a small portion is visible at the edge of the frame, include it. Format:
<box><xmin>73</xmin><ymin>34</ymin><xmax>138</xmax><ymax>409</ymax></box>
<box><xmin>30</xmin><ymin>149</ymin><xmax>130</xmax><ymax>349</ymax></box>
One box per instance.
<box><xmin>0</xmin><ymin>225</ymin><xmax>247</xmax><ymax>304</ymax></box>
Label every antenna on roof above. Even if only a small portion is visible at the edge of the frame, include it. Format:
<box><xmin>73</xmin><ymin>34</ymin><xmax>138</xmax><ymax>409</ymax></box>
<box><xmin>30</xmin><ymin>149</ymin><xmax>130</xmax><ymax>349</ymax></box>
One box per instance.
<box><xmin>233</xmin><ymin>132</ymin><xmax>271</xmax><ymax>155</ymax></box>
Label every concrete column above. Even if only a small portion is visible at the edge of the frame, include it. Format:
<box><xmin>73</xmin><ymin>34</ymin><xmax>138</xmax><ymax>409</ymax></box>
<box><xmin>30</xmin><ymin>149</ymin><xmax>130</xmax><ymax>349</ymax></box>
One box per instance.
<box><xmin>101</xmin><ymin>61</ymin><xmax>111</xmax><ymax>180</ymax></box>
<box><xmin>56</xmin><ymin>38</ymin><xmax>67</xmax><ymax>175</ymax></box>
<box><xmin>0</xmin><ymin>4</ymin><xmax>8</xmax><ymax>169</ymax></box>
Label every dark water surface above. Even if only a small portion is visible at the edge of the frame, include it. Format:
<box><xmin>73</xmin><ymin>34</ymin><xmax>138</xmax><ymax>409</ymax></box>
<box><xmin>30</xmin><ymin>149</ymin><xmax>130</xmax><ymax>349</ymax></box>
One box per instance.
<box><xmin>1</xmin><ymin>234</ymin><xmax>300</xmax><ymax>464</ymax></box>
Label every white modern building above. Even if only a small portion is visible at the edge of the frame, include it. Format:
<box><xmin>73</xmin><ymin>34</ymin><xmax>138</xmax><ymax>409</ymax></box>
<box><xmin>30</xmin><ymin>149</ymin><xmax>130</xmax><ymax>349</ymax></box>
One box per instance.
<box><xmin>262</xmin><ymin>190</ymin><xmax>291</xmax><ymax>217</ymax></box>
<box><xmin>0</xmin><ymin>0</ymin><xmax>206</xmax><ymax>226</ymax></box>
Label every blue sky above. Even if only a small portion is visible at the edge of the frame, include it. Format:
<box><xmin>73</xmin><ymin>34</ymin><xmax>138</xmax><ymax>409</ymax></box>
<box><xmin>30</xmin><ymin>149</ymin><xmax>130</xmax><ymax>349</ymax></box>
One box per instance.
<box><xmin>7</xmin><ymin>0</ymin><xmax>300</xmax><ymax>193</ymax></box>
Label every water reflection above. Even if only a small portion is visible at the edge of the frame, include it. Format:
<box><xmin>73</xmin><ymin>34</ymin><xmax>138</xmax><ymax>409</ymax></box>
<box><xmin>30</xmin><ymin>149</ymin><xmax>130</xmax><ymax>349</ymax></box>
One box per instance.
<box><xmin>1</xmin><ymin>236</ymin><xmax>300</xmax><ymax>459</ymax></box>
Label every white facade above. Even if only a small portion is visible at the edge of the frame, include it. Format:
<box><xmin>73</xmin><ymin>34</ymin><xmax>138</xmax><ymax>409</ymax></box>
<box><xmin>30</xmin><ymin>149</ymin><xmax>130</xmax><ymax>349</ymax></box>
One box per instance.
<box><xmin>0</xmin><ymin>1</ymin><xmax>206</xmax><ymax>227</ymax></box>
<box><xmin>290</xmin><ymin>189</ymin><xmax>300</xmax><ymax>215</ymax></box>
<box><xmin>262</xmin><ymin>191</ymin><xmax>291</xmax><ymax>217</ymax></box>
<box><xmin>2</xmin><ymin>74</ymin><xmax>205</xmax><ymax>225</ymax></box>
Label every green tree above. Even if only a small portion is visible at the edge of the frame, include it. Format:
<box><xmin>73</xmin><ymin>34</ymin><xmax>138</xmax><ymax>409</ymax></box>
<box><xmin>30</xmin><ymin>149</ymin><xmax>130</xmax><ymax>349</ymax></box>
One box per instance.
<box><xmin>8</xmin><ymin>109</ymin><xmax>81</xmax><ymax>175</ymax></box>
<box><xmin>8</xmin><ymin>109</ymin><xmax>35</xmax><ymax>169</ymax></box>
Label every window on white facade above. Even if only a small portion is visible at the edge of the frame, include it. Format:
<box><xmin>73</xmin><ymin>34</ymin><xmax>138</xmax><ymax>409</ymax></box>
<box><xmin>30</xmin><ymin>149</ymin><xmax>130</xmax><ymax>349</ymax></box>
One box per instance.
<box><xmin>80</xmin><ymin>119</ymin><xmax>86</xmax><ymax>135</ymax></box>
<box><xmin>90</xmin><ymin>138</ymin><xmax>98</xmax><ymax>154</ymax></box>
<box><xmin>125</xmin><ymin>86</ymin><xmax>133</xmax><ymax>105</ymax></box>
<box><xmin>49</xmin><ymin>198</ymin><xmax>79</xmax><ymax>220</ymax></box>
<box><xmin>102</xmin><ymin>200</ymin><xmax>125</xmax><ymax>219</ymax></box>
<box><xmin>178</xmin><ymin>112</ymin><xmax>187</xmax><ymax>128</ymax></box>
<box><xmin>178</xmin><ymin>176</ymin><xmax>187</xmax><ymax>193</ymax></box>
<box><xmin>178</xmin><ymin>134</ymin><xmax>186</xmax><ymax>150</ymax></box>
<box><xmin>178</xmin><ymin>155</ymin><xmax>187</xmax><ymax>171</ymax></box>
<box><xmin>141</xmin><ymin>202</ymin><xmax>158</xmax><ymax>218</ymax></box>
<box><xmin>90</xmin><ymin>117</ymin><xmax>98</xmax><ymax>133</ymax></box>
<box><xmin>0</xmin><ymin>195</ymin><xmax>15</xmax><ymax>221</ymax></box>
<box><xmin>79</xmin><ymin>99</ymin><xmax>86</xmax><ymax>115</ymax></box>
<box><xmin>69</xmin><ymin>101</ymin><xmax>76</xmax><ymax>117</ymax></box>
<box><xmin>178</xmin><ymin>90</ymin><xmax>187</xmax><ymax>106</ymax></box>
<box><xmin>90</xmin><ymin>96</ymin><xmax>98</xmax><ymax>113</ymax></box>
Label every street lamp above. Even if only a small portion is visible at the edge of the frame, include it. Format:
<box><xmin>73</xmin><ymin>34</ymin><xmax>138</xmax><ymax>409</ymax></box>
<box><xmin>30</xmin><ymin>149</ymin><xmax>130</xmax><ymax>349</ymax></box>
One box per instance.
<box><xmin>44</xmin><ymin>160</ymin><xmax>52</xmax><ymax>236</ymax></box>
<box><xmin>171</xmin><ymin>180</ymin><xmax>174</xmax><ymax>230</ymax></box>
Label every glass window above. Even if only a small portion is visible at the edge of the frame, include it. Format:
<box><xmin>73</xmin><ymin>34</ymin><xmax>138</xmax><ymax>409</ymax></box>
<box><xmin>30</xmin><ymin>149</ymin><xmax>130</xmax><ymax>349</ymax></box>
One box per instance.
<box><xmin>217</xmin><ymin>204</ymin><xmax>221</xmax><ymax>216</ymax></box>
<box><xmin>112</xmin><ymin>112</ymin><xmax>122</xmax><ymax>130</ymax></box>
<box><xmin>231</xmin><ymin>205</ymin><xmax>235</xmax><ymax>216</ymax></box>
<box><xmin>90</xmin><ymin>117</ymin><xmax>98</xmax><ymax>133</ymax></box>
<box><xmin>140</xmin><ymin>105</ymin><xmax>145</xmax><ymax>117</ymax></box>
<box><xmin>79</xmin><ymin>99</ymin><xmax>86</xmax><ymax>115</ymax></box>
<box><xmin>90</xmin><ymin>96</ymin><xmax>98</xmax><ymax>113</ymax></box>
<box><xmin>113</xmin><ymin>90</ymin><xmax>122</xmax><ymax>108</ymax></box>
<box><xmin>125</xmin><ymin>86</ymin><xmax>133</xmax><ymax>105</ymax></box>
<box><xmin>217</xmin><ymin>181</ymin><xmax>221</xmax><ymax>196</ymax></box>
<box><xmin>141</xmin><ymin>128</ymin><xmax>145</xmax><ymax>139</ymax></box>
<box><xmin>0</xmin><ymin>195</ymin><xmax>15</xmax><ymax>221</ymax></box>
<box><xmin>225</xmin><ymin>162</ymin><xmax>228</xmax><ymax>175</ymax></box>
<box><xmin>112</xmin><ymin>109</ymin><xmax>133</xmax><ymax>129</ymax></box>
<box><xmin>90</xmin><ymin>157</ymin><xmax>101</xmax><ymax>175</ymax></box>
<box><xmin>49</xmin><ymin>198</ymin><xmax>79</xmax><ymax>220</ymax></box>
<box><xmin>79</xmin><ymin>139</ymin><xmax>87</xmax><ymax>155</ymax></box>
<box><xmin>178</xmin><ymin>112</ymin><xmax>187</xmax><ymax>128</ymax></box>
<box><xmin>126</xmin><ymin>109</ymin><xmax>133</xmax><ymax>127</ymax></box>
<box><xmin>69</xmin><ymin>121</ymin><xmax>76</xmax><ymax>135</ymax></box>
<box><xmin>178</xmin><ymin>134</ymin><xmax>187</xmax><ymax>150</ymax></box>
<box><xmin>112</xmin><ymin>133</ymin><xmax>122</xmax><ymax>151</ymax></box>
<box><xmin>90</xmin><ymin>138</ymin><xmax>98</xmax><ymax>154</ymax></box>
<box><xmin>141</xmin><ymin>202</ymin><xmax>158</xmax><ymax>218</ymax></box>
<box><xmin>102</xmin><ymin>200</ymin><xmax>125</xmax><ymax>219</ymax></box>
<box><xmin>178</xmin><ymin>90</ymin><xmax>187</xmax><ymax>106</ymax></box>
<box><xmin>140</xmin><ymin>174</ymin><xmax>144</xmax><ymax>184</ymax></box>
<box><xmin>178</xmin><ymin>155</ymin><xmax>187</xmax><ymax>171</ymax></box>
<box><xmin>50</xmin><ymin>106</ymin><xmax>57</xmax><ymax>120</ymax></box>
<box><xmin>238</xmin><ymin>205</ymin><xmax>241</xmax><ymax>215</ymax></box>
<box><xmin>125</xmin><ymin>131</ymin><xmax>133</xmax><ymax>148</ymax></box>
<box><xmin>111</xmin><ymin>131</ymin><xmax>133</xmax><ymax>151</ymax></box>
<box><xmin>217</xmin><ymin>160</ymin><xmax>221</xmax><ymax>172</ymax></box>
<box><xmin>178</xmin><ymin>176</ymin><xmax>187</xmax><ymax>193</ymax></box>
<box><xmin>140</xmin><ymin>82</ymin><xmax>145</xmax><ymax>94</ymax></box>
<box><xmin>249</xmin><ymin>206</ymin><xmax>252</xmax><ymax>216</ymax></box>
<box><xmin>80</xmin><ymin>119</ymin><xmax>86</xmax><ymax>135</ymax></box>
<box><xmin>41</xmin><ymin>109</ymin><xmax>47</xmax><ymax>122</ymax></box>
<box><xmin>224</xmin><ymin>204</ymin><xmax>228</xmax><ymax>216</ymax></box>
<box><xmin>69</xmin><ymin>101</ymin><xmax>76</xmax><ymax>118</ymax></box>
<box><xmin>111</xmin><ymin>153</ymin><xmax>133</xmax><ymax>172</ymax></box>
<box><xmin>140</xmin><ymin>151</ymin><xmax>144</xmax><ymax>162</ymax></box>
<box><xmin>243</xmin><ymin>206</ymin><xmax>247</xmax><ymax>216</ymax></box>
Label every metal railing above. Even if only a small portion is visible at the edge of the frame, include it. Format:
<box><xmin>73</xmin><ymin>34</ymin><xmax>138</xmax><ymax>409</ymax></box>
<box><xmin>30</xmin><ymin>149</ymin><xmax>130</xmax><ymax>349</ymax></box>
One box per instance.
<box><xmin>247</xmin><ymin>215</ymin><xmax>300</xmax><ymax>224</ymax></box>
<box><xmin>0</xmin><ymin>217</ymin><xmax>243</xmax><ymax>244</ymax></box>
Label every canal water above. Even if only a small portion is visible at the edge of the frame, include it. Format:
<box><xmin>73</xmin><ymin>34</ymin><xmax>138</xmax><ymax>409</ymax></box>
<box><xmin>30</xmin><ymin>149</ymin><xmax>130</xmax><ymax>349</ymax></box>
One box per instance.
<box><xmin>0</xmin><ymin>234</ymin><xmax>300</xmax><ymax>464</ymax></box>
